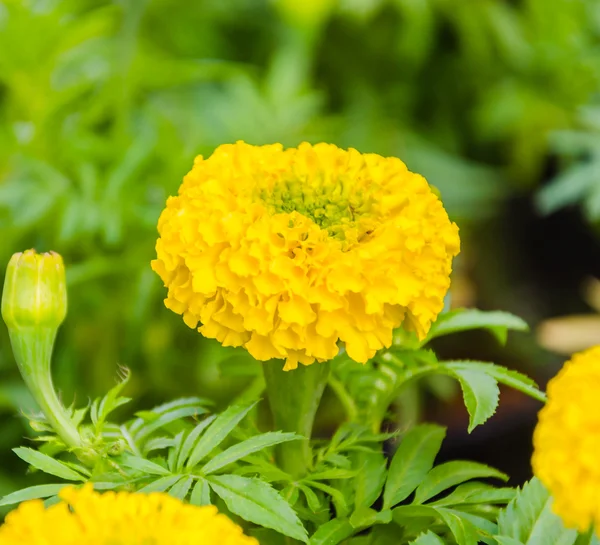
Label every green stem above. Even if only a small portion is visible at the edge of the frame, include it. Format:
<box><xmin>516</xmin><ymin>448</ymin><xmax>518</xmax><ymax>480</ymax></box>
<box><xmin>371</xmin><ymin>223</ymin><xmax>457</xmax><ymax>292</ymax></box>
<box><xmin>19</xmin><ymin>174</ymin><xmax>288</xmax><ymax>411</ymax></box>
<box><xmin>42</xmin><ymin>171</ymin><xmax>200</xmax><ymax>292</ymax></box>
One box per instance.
<box><xmin>328</xmin><ymin>375</ymin><xmax>358</xmax><ymax>422</ymax></box>
<box><xmin>574</xmin><ymin>526</ymin><xmax>595</xmax><ymax>545</ymax></box>
<box><xmin>8</xmin><ymin>328</ymin><xmax>81</xmax><ymax>448</ymax></box>
<box><xmin>263</xmin><ymin>361</ymin><xmax>330</xmax><ymax>478</ymax></box>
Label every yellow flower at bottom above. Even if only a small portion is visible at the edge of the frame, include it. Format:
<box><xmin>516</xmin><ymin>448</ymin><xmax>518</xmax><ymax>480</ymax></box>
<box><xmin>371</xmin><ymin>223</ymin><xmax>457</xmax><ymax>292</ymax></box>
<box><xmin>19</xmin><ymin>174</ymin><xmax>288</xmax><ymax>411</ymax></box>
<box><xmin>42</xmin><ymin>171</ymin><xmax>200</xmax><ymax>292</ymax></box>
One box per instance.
<box><xmin>152</xmin><ymin>142</ymin><xmax>460</xmax><ymax>370</ymax></box>
<box><xmin>532</xmin><ymin>346</ymin><xmax>600</xmax><ymax>533</ymax></box>
<box><xmin>0</xmin><ymin>485</ymin><xmax>257</xmax><ymax>545</ymax></box>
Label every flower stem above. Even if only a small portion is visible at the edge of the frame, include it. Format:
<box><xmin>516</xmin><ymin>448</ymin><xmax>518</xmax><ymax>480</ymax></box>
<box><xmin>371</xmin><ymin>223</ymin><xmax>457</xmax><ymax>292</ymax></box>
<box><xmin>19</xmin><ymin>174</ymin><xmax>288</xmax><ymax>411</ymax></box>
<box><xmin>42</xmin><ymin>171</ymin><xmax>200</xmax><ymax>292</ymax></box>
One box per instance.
<box><xmin>263</xmin><ymin>361</ymin><xmax>330</xmax><ymax>478</ymax></box>
<box><xmin>8</xmin><ymin>327</ymin><xmax>81</xmax><ymax>449</ymax></box>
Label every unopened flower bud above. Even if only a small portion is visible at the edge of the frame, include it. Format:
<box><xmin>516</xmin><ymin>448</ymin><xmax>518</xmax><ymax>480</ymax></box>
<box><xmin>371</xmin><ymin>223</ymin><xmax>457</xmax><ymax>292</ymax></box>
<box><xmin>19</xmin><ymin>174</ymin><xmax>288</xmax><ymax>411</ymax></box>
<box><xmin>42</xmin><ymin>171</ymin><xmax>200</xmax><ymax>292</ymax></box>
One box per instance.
<box><xmin>1</xmin><ymin>249</ymin><xmax>80</xmax><ymax>448</ymax></box>
<box><xmin>2</xmin><ymin>250</ymin><xmax>67</xmax><ymax>332</ymax></box>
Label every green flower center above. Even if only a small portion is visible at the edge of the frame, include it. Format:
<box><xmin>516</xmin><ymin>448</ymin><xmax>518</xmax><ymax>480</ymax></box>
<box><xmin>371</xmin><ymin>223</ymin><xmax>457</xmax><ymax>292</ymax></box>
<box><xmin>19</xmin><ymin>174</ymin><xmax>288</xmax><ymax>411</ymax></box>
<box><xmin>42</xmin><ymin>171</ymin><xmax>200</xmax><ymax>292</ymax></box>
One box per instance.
<box><xmin>259</xmin><ymin>178</ymin><xmax>375</xmax><ymax>240</ymax></box>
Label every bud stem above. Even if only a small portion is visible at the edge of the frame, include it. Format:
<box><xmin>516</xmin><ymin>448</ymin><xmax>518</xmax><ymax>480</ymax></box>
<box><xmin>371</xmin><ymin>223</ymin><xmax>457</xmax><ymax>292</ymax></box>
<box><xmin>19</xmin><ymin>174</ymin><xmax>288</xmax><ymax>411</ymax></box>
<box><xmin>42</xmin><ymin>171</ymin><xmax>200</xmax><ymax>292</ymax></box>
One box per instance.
<box><xmin>8</xmin><ymin>327</ymin><xmax>81</xmax><ymax>449</ymax></box>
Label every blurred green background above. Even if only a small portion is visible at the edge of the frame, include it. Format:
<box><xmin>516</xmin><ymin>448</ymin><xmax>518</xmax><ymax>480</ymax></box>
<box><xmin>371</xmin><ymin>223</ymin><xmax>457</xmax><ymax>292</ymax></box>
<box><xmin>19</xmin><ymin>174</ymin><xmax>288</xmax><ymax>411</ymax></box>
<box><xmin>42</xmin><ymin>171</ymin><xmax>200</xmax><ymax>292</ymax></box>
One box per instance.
<box><xmin>2</xmin><ymin>0</ymin><xmax>600</xmax><ymax>496</ymax></box>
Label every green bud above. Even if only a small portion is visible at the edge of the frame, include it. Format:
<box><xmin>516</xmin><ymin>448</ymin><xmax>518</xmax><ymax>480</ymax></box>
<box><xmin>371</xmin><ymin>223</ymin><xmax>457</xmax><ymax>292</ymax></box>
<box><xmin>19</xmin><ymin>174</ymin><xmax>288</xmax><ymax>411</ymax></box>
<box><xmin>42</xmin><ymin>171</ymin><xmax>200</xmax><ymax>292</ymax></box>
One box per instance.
<box><xmin>2</xmin><ymin>249</ymin><xmax>67</xmax><ymax>332</ymax></box>
<box><xmin>1</xmin><ymin>249</ymin><xmax>80</xmax><ymax>449</ymax></box>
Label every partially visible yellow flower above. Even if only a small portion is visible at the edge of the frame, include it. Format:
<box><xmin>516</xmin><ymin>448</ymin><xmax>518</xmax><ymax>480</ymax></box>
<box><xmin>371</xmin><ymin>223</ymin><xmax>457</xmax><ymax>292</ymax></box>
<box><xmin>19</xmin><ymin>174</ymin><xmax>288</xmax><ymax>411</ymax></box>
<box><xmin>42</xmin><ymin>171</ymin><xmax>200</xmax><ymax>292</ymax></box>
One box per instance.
<box><xmin>152</xmin><ymin>142</ymin><xmax>460</xmax><ymax>370</ymax></box>
<box><xmin>532</xmin><ymin>346</ymin><xmax>600</xmax><ymax>533</ymax></box>
<box><xmin>0</xmin><ymin>485</ymin><xmax>257</xmax><ymax>545</ymax></box>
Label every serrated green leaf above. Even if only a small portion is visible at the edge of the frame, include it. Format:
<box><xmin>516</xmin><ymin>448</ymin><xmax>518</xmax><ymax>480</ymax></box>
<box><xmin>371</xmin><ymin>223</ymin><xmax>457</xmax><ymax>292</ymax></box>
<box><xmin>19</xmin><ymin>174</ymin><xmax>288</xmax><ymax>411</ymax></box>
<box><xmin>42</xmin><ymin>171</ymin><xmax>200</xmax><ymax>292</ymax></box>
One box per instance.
<box><xmin>309</xmin><ymin>468</ymin><xmax>357</xmax><ymax>480</ymax></box>
<box><xmin>169</xmin><ymin>475</ymin><xmax>193</xmax><ymax>500</ymax></box>
<box><xmin>426</xmin><ymin>309</ymin><xmax>528</xmax><ymax>344</ymax></box>
<box><xmin>448</xmin><ymin>509</ymin><xmax>497</xmax><ymax>536</ymax></box>
<box><xmin>393</xmin><ymin>504</ymin><xmax>439</xmax><ymax>525</ymax></box>
<box><xmin>13</xmin><ymin>448</ymin><xmax>86</xmax><ymax>481</ymax></box>
<box><xmin>497</xmin><ymin>478</ymin><xmax>577</xmax><ymax>545</ymax></box>
<box><xmin>443</xmin><ymin>362</ymin><xmax>546</xmax><ymax>403</ymax></box>
<box><xmin>135</xmin><ymin>397</ymin><xmax>212</xmax><ymax>420</ymax></box>
<box><xmin>93</xmin><ymin>368</ymin><xmax>131</xmax><ymax>429</ymax></box>
<box><xmin>352</xmin><ymin>450</ymin><xmax>387</xmax><ymax>508</ymax></box>
<box><xmin>187</xmin><ymin>403</ymin><xmax>256</xmax><ymax>469</ymax></box>
<box><xmin>414</xmin><ymin>461</ymin><xmax>508</xmax><ymax>504</ymax></box>
<box><xmin>383</xmin><ymin>425</ymin><xmax>446</xmax><ymax>509</ymax></box>
<box><xmin>436</xmin><ymin>508</ymin><xmax>480</xmax><ymax>545</ymax></box>
<box><xmin>138</xmin><ymin>475</ymin><xmax>182</xmax><ymax>493</ymax></box>
<box><xmin>143</xmin><ymin>436</ymin><xmax>175</xmax><ymax>455</ymax></box>
<box><xmin>175</xmin><ymin>416</ymin><xmax>217</xmax><ymax>471</ymax></box>
<box><xmin>251</xmin><ymin>528</ymin><xmax>288</xmax><ymax>545</ymax></box>
<box><xmin>410</xmin><ymin>531</ymin><xmax>445</xmax><ymax>545</ymax></box>
<box><xmin>234</xmin><ymin>461</ymin><xmax>291</xmax><ymax>482</ymax></box>
<box><xmin>190</xmin><ymin>478</ymin><xmax>211</xmax><ymax>506</ymax></box>
<box><xmin>429</xmin><ymin>482</ymin><xmax>515</xmax><ymax>507</ymax></box>
<box><xmin>129</xmin><ymin>397</ymin><xmax>211</xmax><ymax>433</ymax></box>
<box><xmin>349</xmin><ymin>506</ymin><xmax>392</xmax><ymax>529</ymax></box>
<box><xmin>208</xmin><ymin>474</ymin><xmax>308</xmax><ymax>542</ymax></box>
<box><xmin>496</xmin><ymin>537</ymin><xmax>525</xmax><ymax>545</ymax></box>
<box><xmin>305</xmin><ymin>480</ymin><xmax>349</xmax><ymax>518</ymax></box>
<box><xmin>0</xmin><ymin>484</ymin><xmax>69</xmax><ymax>506</ymax></box>
<box><xmin>201</xmin><ymin>431</ymin><xmax>299</xmax><ymax>475</ymax></box>
<box><xmin>134</xmin><ymin>406</ymin><xmax>209</xmax><ymax>443</ymax></box>
<box><xmin>308</xmin><ymin>518</ymin><xmax>355</xmax><ymax>545</ymax></box>
<box><xmin>167</xmin><ymin>431</ymin><xmax>185</xmax><ymax>472</ymax></box>
<box><xmin>298</xmin><ymin>484</ymin><xmax>323</xmax><ymax>513</ymax></box>
<box><xmin>446</xmin><ymin>369</ymin><xmax>500</xmax><ymax>432</ymax></box>
<box><xmin>118</xmin><ymin>453</ymin><xmax>170</xmax><ymax>476</ymax></box>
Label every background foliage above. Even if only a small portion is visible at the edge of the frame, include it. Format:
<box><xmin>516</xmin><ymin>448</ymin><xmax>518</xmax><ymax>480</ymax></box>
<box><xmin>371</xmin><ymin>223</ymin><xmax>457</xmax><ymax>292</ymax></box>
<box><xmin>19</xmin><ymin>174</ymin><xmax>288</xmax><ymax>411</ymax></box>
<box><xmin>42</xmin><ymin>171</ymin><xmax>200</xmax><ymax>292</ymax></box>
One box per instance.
<box><xmin>1</xmin><ymin>0</ymin><xmax>600</xmax><ymax>502</ymax></box>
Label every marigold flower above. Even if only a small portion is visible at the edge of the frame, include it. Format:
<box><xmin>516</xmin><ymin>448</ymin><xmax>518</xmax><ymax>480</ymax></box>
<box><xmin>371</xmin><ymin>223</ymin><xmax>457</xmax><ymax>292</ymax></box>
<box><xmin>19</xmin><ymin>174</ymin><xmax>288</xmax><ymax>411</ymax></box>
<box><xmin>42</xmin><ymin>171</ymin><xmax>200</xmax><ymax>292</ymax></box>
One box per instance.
<box><xmin>532</xmin><ymin>346</ymin><xmax>600</xmax><ymax>533</ymax></box>
<box><xmin>0</xmin><ymin>485</ymin><xmax>257</xmax><ymax>545</ymax></box>
<box><xmin>152</xmin><ymin>142</ymin><xmax>460</xmax><ymax>370</ymax></box>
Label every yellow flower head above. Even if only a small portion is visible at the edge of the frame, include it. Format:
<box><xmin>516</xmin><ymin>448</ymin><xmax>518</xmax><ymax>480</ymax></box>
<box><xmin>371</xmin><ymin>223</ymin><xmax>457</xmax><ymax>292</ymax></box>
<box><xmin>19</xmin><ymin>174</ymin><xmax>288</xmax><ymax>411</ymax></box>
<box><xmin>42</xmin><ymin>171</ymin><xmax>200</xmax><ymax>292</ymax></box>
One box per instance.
<box><xmin>152</xmin><ymin>142</ymin><xmax>460</xmax><ymax>370</ymax></box>
<box><xmin>0</xmin><ymin>485</ymin><xmax>257</xmax><ymax>545</ymax></box>
<box><xmin>532</xmin><ymin>345</ymin><xmax>600</xmax><ymax>533</ymax></box>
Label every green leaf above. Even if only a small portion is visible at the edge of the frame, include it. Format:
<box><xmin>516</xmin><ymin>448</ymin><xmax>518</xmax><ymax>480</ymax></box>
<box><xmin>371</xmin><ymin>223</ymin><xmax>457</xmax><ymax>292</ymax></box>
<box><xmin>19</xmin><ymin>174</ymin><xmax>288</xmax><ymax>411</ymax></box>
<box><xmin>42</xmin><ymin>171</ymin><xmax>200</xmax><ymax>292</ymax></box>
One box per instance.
<box><xmin>168</xmin><ymin>431</ymin><xmax>185</xmax><ymax>472</ymax></box>
<box><xmin>353</xmin><ymin>450</ymin><xmax>388</xmax><ymax>509</ymax></box>
<box><xmin>394</xmin><ymin>505</ymin><xmax>492</xmax><ymax>545</ymax></box>
<box><xmin>429</xmin><ymin>482</ymin><xmax>515</xmax><ymax>507</ymax></box>
<box><xmin>251</xmin><ymin>528</ymin><xmax>288</xmax><ymax>545</ymax></box>
<box><xmin>190</xmin><ymin>478</ymin><xmax>211</xmax><ymax>506</ymax></box>
<box><xmin>349</xmin><ymin>507</ymin><xmax>392</xmax><ymax>529</ymax></box>
<box><xmin>426</xmin><ymin>309</ymin><xmax>528</xmax><ymax>344</ymax></box>
<box><xmin>175</xmin><ymin>415</ymin><xmax>217</xmax><ymax>471</ymax></box>
<box><xmin>409</xmin><ymin>531</ymin><xmax>445</xmax><ymax>545</ymax></box>
<box><xmin>133</xmin><ymin>405</ymin><xmax>209</xmax><ymax>443</ymax></box>
<box><xmin>13</xmin><ymin>448</ymin><xmax>86</xmax><ymax>481</ymax></box>
<box><xmin>383</xmin><ymin>424</ymin><xmax>446</xmax><ymax>508</ymax></box>
<box><xmin>443</xmin><ymin>362</ymin><xmax>546</xmax><ymax>403</ymax></box>
<box><xmin>0</xmin><ymin>484</ymin><xmax>69</xmax><ymax>506</ymax></box>
<box><xmin>298</xmin><ymin>484</ymin><xmax>323</xmax><ymax>513</ymax></box>
<box><xmin>305</xmin><ymin>480</ymin><xmax>349</xmax><ymax>518</ymax></box>
<box><xmin>414</xmin><ymin>461</ymin><xmax>508</xmax><ymax>504</ymax></box>
<box><xmin>169</xmin><ymin>476</ymin><xmax>193</xmax><ymax>500</ymax></box>
<box><xmin>138</xmin><ymin>475</ymin><xmax>182</xmax><ymax>493</ymax></box>
<box><xmin>393</xmin><ymin>504</ymin><xmax>439</xmax><ymax>525</ymax></box>
<box><xmin>118</xmin><ymin>453</ymin><xmax>171</xmax><ymax>476</ymax></box>
<box><xmin>208</xmin><ymin>474</ymin><xmax>307</xmax><ymax>542</ymax></box>
<box><xmin>308</xmin><ymin>468</ymin><xmax>357</xmax><ymax>480</ymax></box>
<box><xmin>91</xmin><ymin>367</ymin><xmax>131</xmax><ymax>429</ymax></box>
<box><xmin>496</xmin><ymin>478</ymin><xmax>577</xmax><ymax>545</ymax></box>
<box><xmin>496</xmin><ymin>538</ymin><xmax>526</xmax><ymax>545</ymax></box>
<box><xmin>436</xmin><ymin>508</ymin><xmax>480</xmax><ymax>545</ymax></box>
<box><xmin>537</xmin><ymin>162</ymin><xmax>597</xmax><ymax>215</ymax></box>
<box><xmin>308</xmin><ymin>518</ymin><xmax>355</xmax><ymax>545</ymax></box>
<box><xmin>187</xmin><ymin>403</ymin><xmax>256</xmax><ymax>469</ymax></box>
<box><xmin>143</xmin><ymin>436</ymin><xmax>175</xmax><ymax>455</ymax></box>
<box><xmin>201</xmin><ymin>432</ymin><xmax>299</xmax><ymax>475</ymax></box>
<box><xmin>445</xmin><ymin>369</ymin><xmax>500</xmax><ymax>432</ymax></box>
